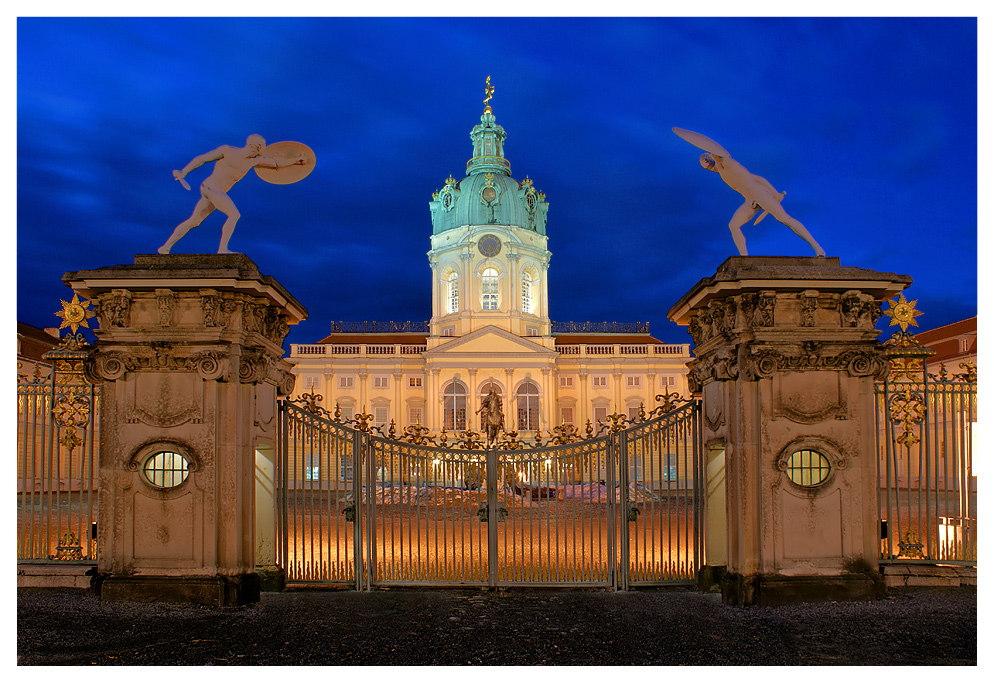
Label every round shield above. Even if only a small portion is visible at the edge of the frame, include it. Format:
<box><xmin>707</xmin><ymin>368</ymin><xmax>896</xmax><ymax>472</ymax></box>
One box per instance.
<box><xmin>254</xmin><ymin>141</ymin><xmax>316</xmax><ymax>185</ymax></box>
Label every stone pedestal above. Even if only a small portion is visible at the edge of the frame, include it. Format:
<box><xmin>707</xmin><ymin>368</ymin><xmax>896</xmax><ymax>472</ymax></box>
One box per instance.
<box><xmin>63</xmin><ymin>254</ymin><xmax>306</xmax><ymax>605</ymax></box>
<box><xmin>668</xmin><ymin>256</ymin><xmax>910</xmax><ymax>606</ymax></box>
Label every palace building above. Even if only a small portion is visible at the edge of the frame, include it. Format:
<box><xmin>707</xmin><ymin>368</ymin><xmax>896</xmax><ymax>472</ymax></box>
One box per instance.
<box><xmin>288</xmin><ymin>90</ymin><xmax>693</xmax><ymax>437</ymax></box>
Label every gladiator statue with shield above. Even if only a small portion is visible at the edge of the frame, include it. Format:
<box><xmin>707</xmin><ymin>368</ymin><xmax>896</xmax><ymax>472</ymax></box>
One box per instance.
<box><xmin>158</xmin><ymin>134</ymin><xmax>316</xmax><ymax>255</ymax></box>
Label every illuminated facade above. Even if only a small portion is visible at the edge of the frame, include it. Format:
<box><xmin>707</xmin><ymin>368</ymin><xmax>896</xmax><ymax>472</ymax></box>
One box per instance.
<box><xmin>288</xmin><ymin>93</ymin><xmax>692</xmax><ymax>436</ymax></box>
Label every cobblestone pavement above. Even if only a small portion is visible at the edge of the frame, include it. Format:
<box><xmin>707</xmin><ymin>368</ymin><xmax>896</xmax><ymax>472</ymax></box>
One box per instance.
<box><xmin>17</xmin><ymin>586</ymin><xmax>976</xmax><ymax>666</ymax></box>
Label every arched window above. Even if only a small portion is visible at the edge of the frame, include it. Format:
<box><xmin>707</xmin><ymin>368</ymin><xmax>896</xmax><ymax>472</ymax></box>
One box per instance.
<box><xmin>482</xmin><ymin>268</ymin><xmax>499</xmax><ymax>310</ymax></box>
<box><xmin>447</xmin><ymin>272</ymin><xmax>459</xmax><ymax>314</ymax></box>
<box><xmin>478</xmin><ymin>381</ymin><xmax>503</xmax><ymax>430</ymax></box>
<box><xmin>516</xmin><ymin>380</ymin><xmax>540</xmax><ymax>431</ymax></box>
<box><xmin>443</xmin><ymin>380</ymin><xmax>467</xmax><ymax>431</ymax></box>
<box><xmin>521</xmin><ymin>272</ymin><xmax>533</xmax><ymax>314</ymax></box>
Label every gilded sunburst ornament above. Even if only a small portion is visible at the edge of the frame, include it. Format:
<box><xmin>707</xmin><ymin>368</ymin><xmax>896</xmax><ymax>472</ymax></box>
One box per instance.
<box><xmin>55</xmin><ymin>293</ymin><xmax>96</xmax><ymax>334</ymax></box>
<box><xmin>883</xmin><ymin>293</ymin><xmax>922</xmax><ymax>332</ymax></box>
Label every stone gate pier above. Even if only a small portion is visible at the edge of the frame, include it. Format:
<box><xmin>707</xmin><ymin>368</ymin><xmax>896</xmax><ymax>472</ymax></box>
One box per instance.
<box><xmin>63</xmin><ymin>254</ymin><xmax>306</xmax><ymax>605</ymax></box>
<box><xmin>668</xmin><ymin>256</ymin><xmax>911</xmax><ymax>606</ymax></box>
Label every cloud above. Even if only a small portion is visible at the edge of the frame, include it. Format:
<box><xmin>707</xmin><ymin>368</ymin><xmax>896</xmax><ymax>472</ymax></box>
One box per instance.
<box><xmin>15</xmin><ymin>17</ymin><xmax>978</xmax><ymax>347</ymax></box>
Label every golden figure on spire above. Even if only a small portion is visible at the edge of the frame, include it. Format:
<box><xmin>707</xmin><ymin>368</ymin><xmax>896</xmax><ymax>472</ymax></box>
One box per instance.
<box><xmin>483</xmin><ymin>75</ymin><xmax>494</xmax><ymax>113</ymax></box>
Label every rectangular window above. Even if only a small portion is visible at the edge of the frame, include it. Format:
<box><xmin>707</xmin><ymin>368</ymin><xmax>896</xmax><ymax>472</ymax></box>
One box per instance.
<box><xmin>339</xmin><ymin>375</ymin><xmax>354</xmax><ymax>389</ymax></box>
<box><xmin>340</xmin><ymin>456</ymin><xmax>354</xmax><ymax>481</ymax></box>
<box><xmin>305</xmin><ymin>453</ymin><xmax>320</xmax><ymax>481</ymax></box>
<box><xmin>517</xmin><ymin>405</ymin><xmax>538</xmax><ymax>431</ymax></box>
<box><xmin>373</xmin><ymin>375</ymin><xmax>389</xmax><ymax>389</ymax></box>
<box><xmin>592</xmin><ymin>375</ymin><xmax>608</xmax><ymax>388</ymax></box>
<box><xmin>443</xmin><ymin>389</ymin><xmax>467</xmax><ymax>431</ymax></box>
<box><xmin>448</xmin><ymin>276</ymin><xmax>459</xmax><ymax>314</ymax></box>
<box><xmin>561</xmin><ymin>406</ymin><xmax>574</xmax><ymax>425</ymax></box>
<box><xmin>526</xmin><ymin>326</ymin><xmax>539</xmax><ymax>336</ymax></box>
<box><xmin>444</xmin><ymin>408</ymin><xmax>467</xmax><ymax>431</ymax></box>
<box><xmin>374</xmin><ymin>406</ymin><xmax>388</xmax><ymax>427</ymax></box>
<box><xmin>631</xmin><ymin>456</ymin><xmax>644</xmax><ymax>482</ymax></box>
<box><xmin>626</xmin><ymin>375</ymin><xmax>641</xmax><ymax>388</ymax></box>
<box><xmin>409</xmin><ymin>376</ymin><xmax>423</xmax><ymax>388</ymax></box>
<box><xmin>340</xmin><ymin>405</ymin><xmax>355</xmax><ymax>422</ymax></box>
<box><xmin>304</xmin><ymin>375</ymin><xmax>317</xmax><ymax>389</ymax></box>
<box><xmin>482</xmin><ymin>269</ymin><xmax>499</xmax><ymax>310</ymax></box>
<box><xmin>662</xmin><ymin>375</ymin><xmax>675</xmax><ymax>386</ymax></box>
<box><xmin>594</xmin><ymin>406</ymin><xmax>608</xmax><ymax>426</ymax></box>
<box><xmin>663</xmin><ymin>454</ymin><xmax>677</xmax><ymax>481</ymax></box>
<box><xmin>559</xmin><ymin>376</ymin><xmax>574</xmax><ymax>388</ymax></box>
<box><xmin>409</xmin><ymin>406</ymin><xmax>423</xmax><ymax>425</ymax></box>
<box><xmin>442</xmin><ymin>326</ymin><xmax>455</xmax><ymax>337</ymax></box>
<box><xmin>628</xmin><ymin>406</ymin><xmax>640</xmax><ymax>421</ymax></box>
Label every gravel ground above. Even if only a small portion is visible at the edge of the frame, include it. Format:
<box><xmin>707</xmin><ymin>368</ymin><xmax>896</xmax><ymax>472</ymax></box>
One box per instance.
<box><xmin>17</xmin><ymin>586</ymin><xmax>976</xmax><ymax>666</ymax></box>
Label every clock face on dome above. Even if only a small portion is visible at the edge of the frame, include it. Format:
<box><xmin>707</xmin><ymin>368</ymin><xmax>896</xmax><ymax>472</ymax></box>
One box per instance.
<box><xmin>478</xmin><ymin>234</ymin><xmax>502</xmax><ymax>257</ymax></box>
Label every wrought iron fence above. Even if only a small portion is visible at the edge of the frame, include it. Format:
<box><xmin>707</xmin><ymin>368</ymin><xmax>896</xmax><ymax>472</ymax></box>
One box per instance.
<box><xmin>325</xmin><ymin>320</ymin><xmax>652</xmax><ymax>335</ymax></box>
<box><xmin>276</xmin><ymin>393</ymin><xmax>703</xmax><ymax>588</ymax></box>
<box><xmin>330</xmin><ymin>321</ymin><xmax>430</xmax><ymax>333</ymax></box>
<box><xmin>875</xmin><ymin>319</ymin><xmax>977</xmax><ymax>565</ymax></box>
<box><xmin>551</xmin><ymin>321</ymin><xmax>650</xmax><ymax>334</ymax></box>
<box><xmin>17</xmin><ymin>332</ymin><xmax>100</xmax><ymax>562</ymax></box>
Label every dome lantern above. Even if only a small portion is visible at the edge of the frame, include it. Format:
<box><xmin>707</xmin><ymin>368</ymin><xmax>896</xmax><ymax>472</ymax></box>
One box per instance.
<box><xmin>467</xmin><ymin>76</ymin><xmax>510</xmax><ymax>176</ymax></box>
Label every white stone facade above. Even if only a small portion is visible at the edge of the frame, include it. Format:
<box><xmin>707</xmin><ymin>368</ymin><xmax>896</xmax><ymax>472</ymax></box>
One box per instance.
<box><xmin>290</xmin><ymin>327</ymin><xmax>691</xmax><ymax>438</ymax></box>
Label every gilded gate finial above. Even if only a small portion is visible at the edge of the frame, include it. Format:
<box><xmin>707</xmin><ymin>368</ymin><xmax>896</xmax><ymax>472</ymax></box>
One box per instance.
<box><xmin>883</xmin><ymin>293</ymin><xmax>923</xmax><ymax>332</ymax></box>
<box><xmin>55</xmin><ymin>293</ymin><xmax>96</xmax><ymax>334</ymax></box>
<box><xmin>880</xmin><ymin>295</ymin><xmax>932</xmax><ymax>382</ymax></box>
<box><xmin>483</xmin><ymin>75</ymin><xmax>494</xmax><ymax>113</ymax></box>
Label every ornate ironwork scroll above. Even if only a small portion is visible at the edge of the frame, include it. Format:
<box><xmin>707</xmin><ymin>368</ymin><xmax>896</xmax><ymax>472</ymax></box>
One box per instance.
<box><xmin>18</xmin><ymin>294</ymin><xmax>101</xmax><ymax>562</ymax></box>
<box><xmin>286</xmin><ymin>391</ymin><xmax>694</xmax><ymax>451</ymax></box>
<box><xmin>875</xmin><ymin>298</ymin><xmax>977</xmax><ymax>566</ymax></box>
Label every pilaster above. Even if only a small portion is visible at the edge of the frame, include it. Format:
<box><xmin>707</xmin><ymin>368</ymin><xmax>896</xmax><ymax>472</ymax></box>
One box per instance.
<box><xmin>467</xmin><ymin>367</ymin><xmax>479</xmax><ymax>429</ymax></box>
<box><xmin>541</xmin><ymin>367</ymin><xmax>552</xmax><ymax>431</ymax></box>
<box><xmin>393</xmin><ymin>371</ymin><xmax>404</xmax><ymax>429</ymax></box>
<box><xmin>429</xmin><ymin>368</ymin><xmax>442</xmax><ymax>429</ymax></box>
<box><xmin>578</xmin><ymin>368</ymin><xmax>589</xmax><ymax>429</ymax></box>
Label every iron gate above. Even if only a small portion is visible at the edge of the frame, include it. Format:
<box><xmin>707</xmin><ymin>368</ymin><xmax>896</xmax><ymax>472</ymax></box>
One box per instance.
<box><xmin>276</xmin><ymin>396</ymin><xmax>703</xmax><ymax>588</ymax></box>
<box><xmin>17</xmin><ymin>332</ymin><xmax>100</xmax><ymax>563</ymax></box>
<box><xmin>873</xmin><ymin>305</ymin><xmax>977</xmax><ymax>566</ymax></box>
<box><xmin>876</xmin><ymin>362</ymin><xmax>977</xmax><ymax>565</ymax></box>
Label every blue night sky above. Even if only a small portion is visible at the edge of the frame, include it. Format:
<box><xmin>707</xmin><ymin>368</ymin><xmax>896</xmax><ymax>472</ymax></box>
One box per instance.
<box><xmin>15</xmin><ymin>16</ymin><xmax>978</xmax><ymax>347</ymax></box>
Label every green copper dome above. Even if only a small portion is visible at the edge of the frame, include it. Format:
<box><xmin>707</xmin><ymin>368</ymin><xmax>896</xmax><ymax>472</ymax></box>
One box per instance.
<box><xmin>429</xmin><ymin>96</ymin><xmax>549</xmax><ymax>236</ymax></box>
